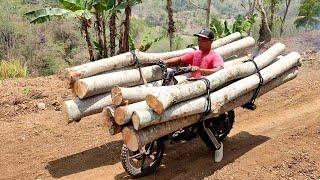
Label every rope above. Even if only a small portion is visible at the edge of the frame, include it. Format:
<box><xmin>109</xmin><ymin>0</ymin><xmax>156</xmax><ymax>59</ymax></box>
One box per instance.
<box><xmin>241</xmin><ymin>58</ymin><xmax>264</xmax><ymax>110</ymax></box>
<box><xmin>130</xmin><ymin>50</ymin><xmax>147</xmax><ymax>85</ymax></box>
<box><xmin>188</xmin><ymin>77</ymin><xmax>211</xmax><ymax>121</ymax></box>
<box><xmin>155</xmin><ymin>60</ymin><xmax>169</xmax><ymax>86</ymax></box>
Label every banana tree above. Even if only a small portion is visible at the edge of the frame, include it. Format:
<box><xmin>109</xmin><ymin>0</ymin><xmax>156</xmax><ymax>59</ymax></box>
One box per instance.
<box><xmin>294</xmin><ymin>0</ymin><xmax>320</xmax><ymax>31</ymax></box>
<box><xmin>209</xmin><ymin>14</ymin><xmax>258</xmax><ymax>38</ymax></box>
<box><xmin>25</xmin><ymin>0</ymin><xmax>142</xmax><ymax>61</ymax></box>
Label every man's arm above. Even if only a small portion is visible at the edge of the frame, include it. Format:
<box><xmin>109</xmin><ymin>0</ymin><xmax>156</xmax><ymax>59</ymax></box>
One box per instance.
<box><xmin>164</xmin><ymin>56</ymin><xmax>183</xmax><ymax>66</ymax></box>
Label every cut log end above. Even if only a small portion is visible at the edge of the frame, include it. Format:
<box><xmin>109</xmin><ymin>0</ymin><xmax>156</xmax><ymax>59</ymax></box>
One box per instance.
<box><xmin>62</xmin><ymin>101</ymin><xmax>79</xmax><ymax>124</ymax></box>
<box><xmin>132</xmin><ymin>112</ymin><xmax>141</xmax><ymax>130</ymax></box>
<box><xmin>73</xmin><ymin>80</ymin><xmax>88</xmax><ymax>99</ymax></box>
<box><xmin>111</xmin><ymin>86</ymin><xmax>123</xmax><ymax>105</ymax></box>
<box><xmin>122</xmin><ymin>126</ymin><xmax>139</xmax><ymax>151</ymax></box>
<box><xmin>66</xmin><ymin>70</ymin><xmax>85</xmax><ymax>89</ymax></box>
<box><xmin>102</xmin><ymin>107</ymin><xmax>122</xmax><ymax>136</ymax></box>
<box><xmin>146</xmin><ymin>94</ymin><xmax>164</xmax><ymax>114</ymax></box>
<box><xmin>114</xmin><ymin>106</ymin><xmax>128</xmax><ymax>125</ymax></box>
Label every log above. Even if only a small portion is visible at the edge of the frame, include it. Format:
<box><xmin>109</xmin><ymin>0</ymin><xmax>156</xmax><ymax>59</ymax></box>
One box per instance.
<box><xmin>111</xmin><ymin>55</ymin><xmax>251</xmax><ymax>105</ymax></box>
<box><xmin>73</xmin><ymin>65</ymin><xmax>166</xmax><ymax>99</ymax></box>
<box><xmin>63</xmin><ymin>93</ymin><xmax>112</xmax><ymax>123</ymax></box>
<box><xmin>132</xmin><ymin>52</ymin><xmax>300</xmax><ymax>130</ymax></box>
<box><xmin>64</xmin><ymin>76</ymin><xmax>184</xmax><ymax>123</ymax></box>
<box><xmin>223</xmin><ymin>55</ymin><xmax>251</xmax><ymax>68</ymax></box>
<box><xmin>111</xmin><ymin>74</ymin><xmax>190</xmax><ymax>106</ymax></box>
<box><xmin>114</xmin><ymin>101</ymin><xmax>149</xmax><ymax>125</ymax></box>
<box><xmin>123</xmin><ymin>67</ymin><xmax>299</xmax><ymax>151</ymax></box>
<box><xmin>110</xmin><ymin>37</ymin><xmax>256</xmax><ymax>105</ymax></box>
<box><xmin>66</xmin><ymin>32</ymin><xmax>241</xmax><ymax>86</ymax></box>
<box><xmin>146</xmin><ymin>43</ymin><xmax>285</xmax><ymax>114</ymax></box>
<box><xmin>102</xmin><ymin>106</ymin><xmax>122</xmax><ymax>135</ymax></box>
<box><xmin>75</xmin><ymin>37</ymin><xmax>255</xmax><ymax>99</ymax></box>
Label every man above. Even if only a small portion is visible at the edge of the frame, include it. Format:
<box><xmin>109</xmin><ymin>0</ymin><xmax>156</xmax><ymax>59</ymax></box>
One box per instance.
<box><xmin>165</xmin><ymin>28</ymin><xmax>225</xmax><ymax>163</ymax></box>
<box><xmin>164</xmin><ymin>28</ymin><xmax>224</xmax><ymax>78</ymax></box>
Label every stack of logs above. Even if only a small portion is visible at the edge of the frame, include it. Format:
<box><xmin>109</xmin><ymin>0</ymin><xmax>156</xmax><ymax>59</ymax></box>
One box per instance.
<box><xmin>63</xmin><ymin>32</ymin><xmax>300</xmax><ymax>152</ymax></box>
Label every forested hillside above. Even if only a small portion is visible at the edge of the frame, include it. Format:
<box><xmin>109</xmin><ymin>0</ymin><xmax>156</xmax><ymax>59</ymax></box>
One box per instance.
<box><xmin>0</xmin><ymin>0</ymin><xmax>318</xmax><ymax>77</ymax></box>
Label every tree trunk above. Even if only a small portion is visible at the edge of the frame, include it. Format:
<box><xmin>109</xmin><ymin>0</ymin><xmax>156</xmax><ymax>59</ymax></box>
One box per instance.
<box><xmin>65</xmin><ymin>75</ymin><xmax>185</xmax><ymax>123</ymax></box>
<box><xmin>110</xmin><ymin>37</ymin><xmax>255</xmax><ymax>106</ymax></box>
<box><xmin>102</xmin><ymin>15</ymin><xmax>108</xmax><ymax>58</ymax></box>
<box><xmin>146</xmin><ymin>43</ymin><xmax>285</xmax><ymax>114</ymax></box>
<box><xmin>63</xmin><ymin>93</ymin><xmax>112</xmax><ymax>123</ymax></box>
<box><xmin>65</xmin><ymin>32</ymin><xmax>241</xmax><ymax>87</ymax></box>
<box><xmin>109</xmin><ymin>13</ymin><xmax>117</xmax><ymax>56</ymax></box>
<box><xmin>111</xmin><ymin>54</ymin><xmax>282</xmax><ymax>109</ymax></box>
<box><xmin>257</xmin><ymin>0</ymin><xmax>272</xmax><ymax>46</ymax></box>
<box><xmin>114</xmin><ymin>101</ymin><xmax>149</xmax><ymax>125</ymax></box>
<box><xmin>280</xmin><ymin>0</ymin><xmax>291</xmax><ymax>36</ymax></box>
<box><xmin>111</xmin><ymin>74</ymin><xmax>190</xmax><ymax>105</ymax></box>
<box><xmin>95</xmin><ymin>12</ymin><xmax>107</xmax><ymax>59</ymax></box>
<box><xmin>269</xmin><ymin>0</ymin><xmax>276</xmax><ymax>31</ymax></box>
<box><xmin>118</xmin><ymin>1</ymin><xmax>131</xmax><ymax>54</ymax></box>
<box><xmin>166</xmin><ymin>0</ymin><xmax>175</xmax><ymax>51</ymax></box>
<box><xmin>102</xmin><ymin>106</ymin><xmax>122</xmax><ymax>135</ymax></box>
<box><xmin>73</xmin><ymin>65</ymin><xmax>171</xmax><ymax>99</ymax></box>
<box><xmin>131</xmin><ymin>52</ymin><xmax>300</xmax><ymax>130</ymax></box>
<box><xmin>123</xmin><ymin>67</ymin><xmax>299</xmax><ymax>151</ymax></box>
<box><xmin>248</xmin><ymin>0</ymin><xmax>257</xmax><ymax>36</ymax></box>
<box><xmin>80</xmin><ymin>19</ymin><xmax>95</xmax><ymax>62</ymax></box>
<box><xmin>206</xmin><ymin>0</ymin><xmax>212</xmax><ymax>27</ymax></box>
<box><xmin>223</xmin><ymin>55</ymin><xmax>251</xmax><ymax>68</ymax></box>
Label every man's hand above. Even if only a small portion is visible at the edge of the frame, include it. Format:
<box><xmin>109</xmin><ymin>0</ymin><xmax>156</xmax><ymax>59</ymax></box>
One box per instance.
<box><xmin>190</xmin><ymin>66</ymin><xmax>200</xmax><ymax>72</ymax></box>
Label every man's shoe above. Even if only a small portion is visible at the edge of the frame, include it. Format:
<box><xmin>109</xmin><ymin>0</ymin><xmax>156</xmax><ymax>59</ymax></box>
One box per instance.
<box><xmin>214</xmin><ymin>142</ymin><xmax>223</xmax><ymax>163</ymax></box>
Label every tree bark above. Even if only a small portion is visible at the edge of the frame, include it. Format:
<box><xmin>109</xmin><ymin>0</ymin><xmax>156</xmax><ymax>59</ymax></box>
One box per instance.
<box><xmin>73</xmin><ymin>65</ymin><xmax>169</xmax><ymax>99</ymax></box>
<box><xmin>166</xmin><ymin>0</ymin><xmax>175</xmax><ymax>51</ymax></box>
<box><xmin>65</xmin><ymin>32</ymin><xmax>241</xmax><ymax>86</ymax></box>
<box><xmin>63</xmin><ymin>92</ymin><xmax>112</xmax><ymax>123</ymax></box>
<box><xmin>64</xmin><ymin>74</ymin><xmax>185</xmax><ymax>123</ymax></box>
<box><xmin>269</xmin><ymin>0</ymin><xmax>276</xmax><ymax>31</ymax></box>
<box><xmin>80</xmin><ymin>19</ymin><xmax>95</xmax><ymax>62</ymax></box>
<box><xmin>257</xmin><ymin>0</ymin><xmax>272</xmax><ymax>46</ymax></box>
<box><xmin>280</xmin><ymin>0</ymin><xmax>291</xmax><ymax>36</ymax></box>
<box><xmin>111</xmin><ymin>74</ymin><xmax>190</xmax><ymax>105</ymax></box>
<box><xmin>223</xmin><ymin>55</ymin><xmax>251</xmax><ymax>68</ymax></box>
<box><xmin>118</xmin><ymin>1</ymin><xmax>131</xmax><ymax>54</ymax></box>
<box><xmin>206</xmin><ymin>0</ymin><xmax>212</xmax><ymax>27</ymax></box>
<box><xmin>132</xmin><ymin>52</ymin><xmax>300</xmax><ymax>130</ymax></box>
<box><xmin>102</xmin><ymin>106</ymin><xmax>122</xmax><ymax>135</ymax></box>
<box><xmin>95</xmin><ymin>12</ymin><xmax>107</xmax><ymax>58</ymax></box>
<box><xmin>114</xmin><ymin>101</ymin><xmax>149</xmax><ymax>125</ymax></box>
<box><xmin>146</xmin><ymin>43</ymin><xmax>285</xmax><ymax>114</ymax></box>
<box><xmin>123</xmin><ymin>67</ymin><xmax>299</xmax><ymax>151</ymax></box>
<box><xmin>109</xmin><ymin>12</ymin><xmax>117</xmax><ymax>56</ymax></box>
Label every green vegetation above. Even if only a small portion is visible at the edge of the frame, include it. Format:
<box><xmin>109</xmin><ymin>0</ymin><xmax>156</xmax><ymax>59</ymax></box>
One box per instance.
<box><xmin>294</xmin><ymin>0</ymin><xmax>320</xmax><ymax>31</ymax></box>
<box><xmin>210</xmin><ymin>14</ymin><xmax>258</xmax><ymax>38</ymax></box>
<box><xmin>0</xmin><ymin>0</ymin><xmax>316</xmax><ymax>79</ymax></box>
<box><xmin>0</xmin><ymin>60</ymin><xmax>28</xmax><ymax>80</ymax></box>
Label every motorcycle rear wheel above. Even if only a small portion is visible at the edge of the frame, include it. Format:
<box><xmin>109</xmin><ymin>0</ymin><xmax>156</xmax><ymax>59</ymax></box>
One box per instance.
<box><xmin>121</xmin><ymin>138</ymin><xmax>165</xmax><ymax>177</ymax></box>
<box><xmin>198</xmin><ymin>110</ymin><xmax>235</xmax><ymax>150</ymax></box>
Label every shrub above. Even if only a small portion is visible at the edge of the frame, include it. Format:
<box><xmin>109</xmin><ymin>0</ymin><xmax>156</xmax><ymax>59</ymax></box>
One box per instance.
<box><xmin>0</xmin><ymin>59</ymin><xmax>28</xmax><ymax>79</ymax></box>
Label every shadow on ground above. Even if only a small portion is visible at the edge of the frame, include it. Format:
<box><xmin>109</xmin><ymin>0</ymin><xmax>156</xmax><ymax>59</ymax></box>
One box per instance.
<box><xmin>115</xmin><ymin>131</ymin><xmax>270</xmax><ymax>179</ymax></box>
<box><xmin>46</xmin><ymin>131</ymin><xmax>269</xmax><ymax>179</ymax></box>
<box><xmin>46</xmin><ymin>140</ymin><xmax>123</xmax><ymax>178</ymax></box>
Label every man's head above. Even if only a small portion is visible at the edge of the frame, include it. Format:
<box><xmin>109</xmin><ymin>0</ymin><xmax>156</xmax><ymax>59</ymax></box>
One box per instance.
<box><xmin>194</xmin><ymin>28</ymin><xmax>214</xmax><ymax>52</ymax></box>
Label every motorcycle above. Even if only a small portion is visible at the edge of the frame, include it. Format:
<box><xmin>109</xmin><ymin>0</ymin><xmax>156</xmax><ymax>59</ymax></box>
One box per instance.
<box><xmin>120</xmin><ymin>65</ymin><xmax>235</xmax><ymax>177</ymax></box>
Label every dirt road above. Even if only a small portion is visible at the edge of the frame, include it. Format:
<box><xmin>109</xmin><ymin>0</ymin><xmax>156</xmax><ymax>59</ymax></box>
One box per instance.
<box><xmin>0</xmin><ymin>32</ymin><xmax>319</xmax><ymax>180</ymax></box>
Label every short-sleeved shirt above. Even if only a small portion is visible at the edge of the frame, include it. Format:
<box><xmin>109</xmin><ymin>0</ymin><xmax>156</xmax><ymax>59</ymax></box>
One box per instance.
<box><xmin>181</xmin><ymin>50</ymin><xmax>224</xmax><ymax>78</ymax></box>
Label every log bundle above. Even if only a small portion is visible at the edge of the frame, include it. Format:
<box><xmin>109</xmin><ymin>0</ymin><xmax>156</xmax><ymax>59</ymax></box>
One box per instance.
<box><xmin>63</xmin><ymin>33</ymin><xmax>249</xmax><ymax>122</ymax></box>
<box><xmin>62</xmin><ymin>34</ymin><xmax>300</xmax><ymax>149</ymax></box>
